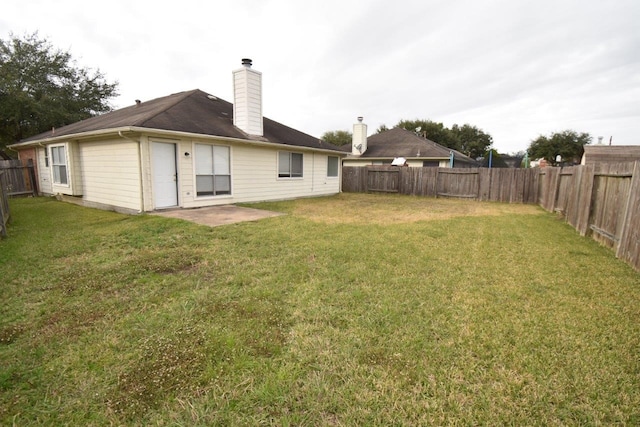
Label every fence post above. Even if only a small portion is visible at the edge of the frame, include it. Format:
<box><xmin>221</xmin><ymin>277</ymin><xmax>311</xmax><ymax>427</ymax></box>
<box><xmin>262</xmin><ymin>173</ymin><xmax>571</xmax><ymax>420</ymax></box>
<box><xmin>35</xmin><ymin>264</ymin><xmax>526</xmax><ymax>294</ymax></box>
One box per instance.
<box><xmin>0</xmin><ymin>171</ymin><xmax>9</xmax><ymax>237</ymax></box>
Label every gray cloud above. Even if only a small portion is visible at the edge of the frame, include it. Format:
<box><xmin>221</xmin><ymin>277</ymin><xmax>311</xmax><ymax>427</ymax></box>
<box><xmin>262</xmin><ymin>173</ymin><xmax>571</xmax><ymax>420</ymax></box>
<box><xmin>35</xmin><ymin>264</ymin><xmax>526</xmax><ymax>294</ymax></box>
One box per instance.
<box><xmin>1</xmin><ymin>0</ymin><xmax>638</xmax><ymax>152</ymax></box>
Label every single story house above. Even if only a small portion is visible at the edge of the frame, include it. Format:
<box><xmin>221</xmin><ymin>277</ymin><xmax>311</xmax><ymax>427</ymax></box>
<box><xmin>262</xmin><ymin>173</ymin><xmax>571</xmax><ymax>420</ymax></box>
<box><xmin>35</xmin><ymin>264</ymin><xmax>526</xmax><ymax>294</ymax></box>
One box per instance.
<box><xmin>341</xmin><ymin>120</ymin><xmax>478</xmax><ymax>168</ymax></box>
<box><xmin>581</xmin><ymin>145</ymin><xmax>640</xmax><ymax>166</ymax></box>
<box><xmin>9</xmin><ymin>59</ymin><xmax>345</xmax><ymax>213</ymax></box>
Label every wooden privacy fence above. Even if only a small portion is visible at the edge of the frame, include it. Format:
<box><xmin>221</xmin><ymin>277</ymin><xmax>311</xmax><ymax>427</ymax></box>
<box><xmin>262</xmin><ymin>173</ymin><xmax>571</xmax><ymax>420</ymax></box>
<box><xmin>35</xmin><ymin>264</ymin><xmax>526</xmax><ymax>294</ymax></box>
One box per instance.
<box><xmin>538</xmin><ymin>161</ymin><xmax>640</xmax><ymax>271</ymax></box>
<box><xmin>0</xmin><ymin>159</ymin><xmax>38</xmax><ymax>196</ymax></box>
<box><xmin>342</xmin><ymin>166</ymin><xmax>539</xmax><ymax>203</ymax></box>
<box><xmin>0</xmin><ymin>171</ymin><xmax>10</xmax><ymax>237</ymax></box>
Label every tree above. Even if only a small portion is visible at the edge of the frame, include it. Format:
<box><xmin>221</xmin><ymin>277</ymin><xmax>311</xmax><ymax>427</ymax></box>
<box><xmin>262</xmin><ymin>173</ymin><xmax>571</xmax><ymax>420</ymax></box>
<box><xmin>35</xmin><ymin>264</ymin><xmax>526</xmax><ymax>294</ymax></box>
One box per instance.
<box><xmin>376</xmin><ymin>124</ymin><xmax>389</xmax><ymax>134</ymax></box>
<box><xmin>450</xmin><ymin>124</ymin><xmax>493</xmax><ymax>159</ymax></box>
<box><xmin>479</xmin><ymin>149</ymin><xmax>509</xmax><ymax>168</ymax></box>
<box><xmin>527</xmin><ymin>130</ymin><xmax>591</xmax><ymax>165</ymax></box>
<box><xmin>0</xmin><ymin>32</ymin><xmax>119</xmax><ymax>148</ymax></box>
<box><xmin>321</xmin><ymin>130</ymin><xmax>352</xmax><ymax>146</ymax></box>
<box><xmin>397</xmin><ymin>119</ymin><xmax>461</xmax><ymax>150</ymax></box>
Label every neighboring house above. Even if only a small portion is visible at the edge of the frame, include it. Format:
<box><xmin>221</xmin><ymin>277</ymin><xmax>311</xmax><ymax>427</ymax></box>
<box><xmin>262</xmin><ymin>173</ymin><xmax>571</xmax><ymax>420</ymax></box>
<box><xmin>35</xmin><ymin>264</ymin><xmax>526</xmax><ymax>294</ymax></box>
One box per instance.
<box><xmin>8</xmin><ymin>59</ymin><xmax>345</xmax><ymax>213</ymax></box>
<box><xmin>581</xmin><ymin>145</ymin><xmax>640</xmax><ymax>166</ymax></box>
<box><xmin>341</xmin><ymin>119</ymin><xmax>478</xmax><ymax>168</ymax></box>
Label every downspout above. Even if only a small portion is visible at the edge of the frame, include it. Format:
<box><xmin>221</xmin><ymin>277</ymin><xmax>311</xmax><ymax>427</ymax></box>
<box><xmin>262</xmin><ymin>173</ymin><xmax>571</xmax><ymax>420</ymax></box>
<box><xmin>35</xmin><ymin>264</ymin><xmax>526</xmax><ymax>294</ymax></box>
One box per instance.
<box><xmin>118</xmin><ymin>131</ymin><xmax>144</xmax><ymax>213</ymax></box>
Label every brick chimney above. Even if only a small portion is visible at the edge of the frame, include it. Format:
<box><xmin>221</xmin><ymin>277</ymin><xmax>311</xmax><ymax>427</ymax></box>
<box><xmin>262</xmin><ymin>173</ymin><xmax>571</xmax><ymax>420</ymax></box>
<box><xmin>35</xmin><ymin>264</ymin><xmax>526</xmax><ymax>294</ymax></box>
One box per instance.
<box><xmin>352</xmin><ymin>116</ymin><xmax>367</xmax><ymax>155</ymax></box>
<box><xmin>232</xmin><ymin>58</ymin><xmax>263</xmax><ymax>136</ymax></box>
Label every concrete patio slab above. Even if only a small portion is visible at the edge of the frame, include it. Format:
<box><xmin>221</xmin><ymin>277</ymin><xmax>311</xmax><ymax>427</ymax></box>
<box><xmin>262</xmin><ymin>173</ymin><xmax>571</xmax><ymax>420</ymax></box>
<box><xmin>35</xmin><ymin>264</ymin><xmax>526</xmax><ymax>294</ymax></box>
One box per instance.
<box><xmin>151</xmin><ymin>205</ymin><xmax>284</xmax><ymax>227</ymax></box>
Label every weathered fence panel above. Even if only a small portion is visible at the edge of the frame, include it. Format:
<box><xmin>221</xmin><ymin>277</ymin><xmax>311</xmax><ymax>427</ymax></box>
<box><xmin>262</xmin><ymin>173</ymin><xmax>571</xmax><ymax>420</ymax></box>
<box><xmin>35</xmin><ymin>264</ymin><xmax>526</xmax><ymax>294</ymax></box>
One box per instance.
<box><xmin>341</xmin><ymin>166</ymin><xmax>367</xmax><ymax>193</ymax></box>
<box><xmin>437</xmin><ymin>168</ymin><xmax>479</xmax><ymax>198</ymax></box>
<box><xmin>342</xmin><ymin>166</ymin><xmax>538</xmax><ymax>203</ymax></box>
<box><xmin>540</xmin><ymin>161</ymin><xmax>640</xmax><ymax>271</ymax></box>
<box><xmin>0</xmin><ymin>159</ymin><xmax>38</xmax><ymax>196</ymax></box>
<box><xmin>616</xmin><ymin>161</ymin><xmax>640</xmax><ymax>269</ymax></box>
<box><xmin>367</xmin><ymin>166</ymin><xmax>400</xmax><ymax>193</ymax></box>
<box><xmin>0</xmin><ymin>171</ymin><xmax>10</xmax><ymax>237</ymax></box>
<box><xmin>588</xmin><ymin>163</ymin><xmax>634</xmax><ymax>248</ymax></box>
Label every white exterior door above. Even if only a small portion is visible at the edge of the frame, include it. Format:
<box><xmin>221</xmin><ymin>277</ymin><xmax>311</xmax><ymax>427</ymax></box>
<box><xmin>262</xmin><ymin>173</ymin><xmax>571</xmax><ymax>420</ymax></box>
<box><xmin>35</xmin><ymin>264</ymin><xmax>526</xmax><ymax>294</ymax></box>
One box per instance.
<box><xmin>152</xmin><ymin>142</ymin><xmax>178</xmax><ymax>208</ymax></box>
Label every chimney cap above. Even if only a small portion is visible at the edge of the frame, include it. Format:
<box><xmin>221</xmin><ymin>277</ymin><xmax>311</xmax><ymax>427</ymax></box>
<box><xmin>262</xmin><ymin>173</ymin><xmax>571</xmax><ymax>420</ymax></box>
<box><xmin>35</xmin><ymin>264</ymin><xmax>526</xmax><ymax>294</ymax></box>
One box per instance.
<box><xmin>241</xmin><ymin>58</ymin><xmax>252</xmax><ymax>67</ymax></box>
<box><xmin>135</xmin><ymin>99</ymin><xmax>141</xmax><ymax>106</ymax></box>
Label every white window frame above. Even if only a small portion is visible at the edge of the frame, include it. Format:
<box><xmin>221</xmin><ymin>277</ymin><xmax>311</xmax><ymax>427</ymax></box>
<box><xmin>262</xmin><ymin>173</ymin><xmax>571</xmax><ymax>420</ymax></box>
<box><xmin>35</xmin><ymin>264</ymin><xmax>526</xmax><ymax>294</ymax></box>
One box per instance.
<box><xmin>278</xmin><ymin>151</ymin><xmax>303</xmax><ymax>178</ymax></box>
<box><xmin>327</xmin><ymin>156</ymin><xmax>339</xmax><ymax>178</ymax></box>
<box><xmin>50</xmin><ymin>145</ymin><xmax>68</xmax><ymax>185</ymax></box>
<box><xmin>194</xmin><ymin>143</ymin><xmax>232</xmax><ymax>197</ymax></box>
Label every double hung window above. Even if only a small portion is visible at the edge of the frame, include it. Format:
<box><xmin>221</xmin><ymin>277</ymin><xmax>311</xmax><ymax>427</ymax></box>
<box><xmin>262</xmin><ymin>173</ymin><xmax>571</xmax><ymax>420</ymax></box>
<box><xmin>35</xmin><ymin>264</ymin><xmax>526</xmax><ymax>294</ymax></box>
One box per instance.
<box><xmin>195</xmin><ymin>144</ymin><xmax>231</xmax><ymax>196</ymax></box>
<box><xmin>51</xmin><ymin>146</ymin><xmax>68</xmax><ymax>185</ymax></box>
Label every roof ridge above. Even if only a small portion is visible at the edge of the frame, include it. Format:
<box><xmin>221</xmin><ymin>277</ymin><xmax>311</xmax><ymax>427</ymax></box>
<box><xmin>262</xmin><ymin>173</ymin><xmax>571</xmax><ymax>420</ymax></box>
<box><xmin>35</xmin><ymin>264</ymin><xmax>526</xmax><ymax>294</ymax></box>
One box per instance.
<box><xmin>135</xmin><ymin>89</ymin><xmax>202</xmax><ymax>127</ymax></box>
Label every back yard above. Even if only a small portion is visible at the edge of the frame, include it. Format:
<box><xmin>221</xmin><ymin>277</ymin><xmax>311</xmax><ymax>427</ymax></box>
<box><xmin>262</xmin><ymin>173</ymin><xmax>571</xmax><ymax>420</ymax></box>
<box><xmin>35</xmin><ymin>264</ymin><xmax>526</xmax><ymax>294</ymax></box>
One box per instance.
<box><xmin>1</xmin><ymin>194</ymin><xmax>639</xmax><ymax>425</ymax></box>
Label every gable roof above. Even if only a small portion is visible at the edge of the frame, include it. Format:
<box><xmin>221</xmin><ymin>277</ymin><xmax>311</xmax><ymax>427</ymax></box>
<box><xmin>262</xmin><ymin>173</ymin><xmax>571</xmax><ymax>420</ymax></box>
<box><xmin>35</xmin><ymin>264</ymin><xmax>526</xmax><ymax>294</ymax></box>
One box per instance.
<box><xmin>341</xmin><ymin>127</ymin><xmax>478</xmax><ymax>165</ymax></box>
<box><xmin>12</xmin><ymin>89</ymin><xmax>341</xmax><ymax>152</ymax></box>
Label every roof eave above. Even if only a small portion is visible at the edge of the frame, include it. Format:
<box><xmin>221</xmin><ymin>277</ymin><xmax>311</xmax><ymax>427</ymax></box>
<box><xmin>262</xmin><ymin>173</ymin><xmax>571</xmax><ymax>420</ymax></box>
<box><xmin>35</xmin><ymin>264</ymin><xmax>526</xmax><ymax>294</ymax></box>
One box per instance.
<box><xmin>9</xmin><ymin>126</ymin><xmax>347</xmax><ymax>156</ymax></box>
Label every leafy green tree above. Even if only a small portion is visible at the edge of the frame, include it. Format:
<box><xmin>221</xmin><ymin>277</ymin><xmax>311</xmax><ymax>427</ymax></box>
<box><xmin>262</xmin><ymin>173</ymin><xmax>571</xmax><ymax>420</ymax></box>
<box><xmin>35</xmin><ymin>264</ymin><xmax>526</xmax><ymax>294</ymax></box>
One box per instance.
<box><xmin>0</xmin><ymin>32</ymin><xmax>119</xmax><ymax>148</ymax></box>
<box><xmin>376</xmin><ymin>124</ymin><xmax>389</xmax><ymax>134</ymax></box>
<box><xmin>450</xmin><ymin>124</ymin><xmax>493</xmax><ymax>159</ymax></box>
<box><xmin>527</xmin><ymin>130</ymin><xmax>591</xmax><ymax>165</ymax></box>
<box><xmin>397</xmin><ymin>119</ymin><xmax>461</xmax><ymax>150</ymax></box>
<box><xmin>479</xmin><ymin>149</ymin><xmax>509</xmax><ymax>168</ymax></box>
<box><xmin>321</xmin><ymin>130</ymin><xmax>352</xmax><ymax>146</ymax></box>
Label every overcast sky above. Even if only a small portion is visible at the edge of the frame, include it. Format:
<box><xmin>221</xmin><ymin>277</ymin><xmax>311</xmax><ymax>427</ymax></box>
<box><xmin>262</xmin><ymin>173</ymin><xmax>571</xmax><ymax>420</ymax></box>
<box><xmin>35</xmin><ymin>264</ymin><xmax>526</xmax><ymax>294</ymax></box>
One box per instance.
<box><xmin>2</xmin><ymin>0</ymin><xmax>639</xmax><ymax>153</ymax></box>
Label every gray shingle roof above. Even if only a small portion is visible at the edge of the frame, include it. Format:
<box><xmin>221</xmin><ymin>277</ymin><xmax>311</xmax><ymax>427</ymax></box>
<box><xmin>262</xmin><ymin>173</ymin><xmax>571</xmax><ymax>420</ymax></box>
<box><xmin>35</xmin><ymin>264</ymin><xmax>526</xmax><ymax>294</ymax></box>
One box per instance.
<box><xmin>16</xmin><ymin>89</ymin><xmax>341</xmax><ymax>152</ymax></box>
<box><xmin>341</xmin><ymin>127</ymin><xmax>478</xmax><ymax>164</ymax></box>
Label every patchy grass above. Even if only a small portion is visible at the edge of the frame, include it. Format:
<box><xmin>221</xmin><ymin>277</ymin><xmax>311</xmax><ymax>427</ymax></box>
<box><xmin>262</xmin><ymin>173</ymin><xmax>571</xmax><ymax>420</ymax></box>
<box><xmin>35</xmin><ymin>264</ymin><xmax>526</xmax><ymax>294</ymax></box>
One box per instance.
<box><xmin>1</xmin><ymin>194</ymin><xmax>639</xmax><ymax>426</ymax></box>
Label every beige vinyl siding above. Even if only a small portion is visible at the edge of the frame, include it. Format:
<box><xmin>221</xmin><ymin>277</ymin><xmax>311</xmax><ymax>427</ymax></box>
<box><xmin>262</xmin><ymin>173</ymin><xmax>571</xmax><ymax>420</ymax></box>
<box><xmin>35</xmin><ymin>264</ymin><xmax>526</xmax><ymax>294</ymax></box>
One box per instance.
<box><xmin>232</xmin><ymin>146</ymin><xmax>339</xmax><ymax>203</ymax></box>
<box><xmin>180</xmin><ymin>141</ymin><xmax>340</xmax><ymax>208</ymax></box>
<box><xmin>342</xmin><ymin>159</ymin><xmax>374</xmax><ymax>167</ymax></box>
<box><xmin>79</xmin><ymin>140</ymin><xmax>142</xmax><ymax>211</ymax></box>
<box><xmin>37</xmin><ymin>146</ymin><xmax>52</xmax><ymax>194</ymax></box>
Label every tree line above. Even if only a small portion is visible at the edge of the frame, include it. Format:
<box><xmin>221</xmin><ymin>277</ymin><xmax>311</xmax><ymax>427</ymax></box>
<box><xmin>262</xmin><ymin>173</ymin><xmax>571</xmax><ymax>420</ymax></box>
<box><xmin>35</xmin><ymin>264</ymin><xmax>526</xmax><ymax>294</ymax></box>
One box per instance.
<box><xmin>323</xmin><ymin>120</ymin><xmax>590</xmax><ymax>166</ymax></box>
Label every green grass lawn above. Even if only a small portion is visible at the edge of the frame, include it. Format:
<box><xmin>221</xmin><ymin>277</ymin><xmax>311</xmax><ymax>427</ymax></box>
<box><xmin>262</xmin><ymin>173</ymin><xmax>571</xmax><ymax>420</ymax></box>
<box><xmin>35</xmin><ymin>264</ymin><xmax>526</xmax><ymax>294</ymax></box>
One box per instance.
<box><xmin>1</xmin><ymin>194</ymin><xmax>639</xmax><ymax>426</ymax></box>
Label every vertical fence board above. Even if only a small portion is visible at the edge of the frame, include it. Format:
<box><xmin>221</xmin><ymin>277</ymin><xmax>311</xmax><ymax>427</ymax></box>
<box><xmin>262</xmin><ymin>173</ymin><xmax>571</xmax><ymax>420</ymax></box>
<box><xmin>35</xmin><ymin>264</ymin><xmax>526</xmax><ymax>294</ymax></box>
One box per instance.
<box><xmin>576</xmin><ymin>165</ymin><xmax>595</xmax><ymax>236</ymax></box>
<box><xmin>565</xmin><ymin>166</ymin><xmax>582</xmax><ymax>228</ymax></box>
<box><xmin>616</xmin><ymin>161</ymin><xmax>640</xmax><ymax>270</ymax></box>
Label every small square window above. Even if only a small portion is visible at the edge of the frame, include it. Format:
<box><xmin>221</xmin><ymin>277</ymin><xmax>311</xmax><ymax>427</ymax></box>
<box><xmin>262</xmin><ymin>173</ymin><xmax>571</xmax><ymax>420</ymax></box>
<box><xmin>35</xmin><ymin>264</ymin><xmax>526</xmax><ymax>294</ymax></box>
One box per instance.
<box><xmin>279</xmin><ymin>152</ymin><xmax>303</xmax><ymax>178</ymax></box>
<box><xmin>327</xmin><ymin>156</ymin><xmax>339</xmax><ymax>177</ymax></box>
